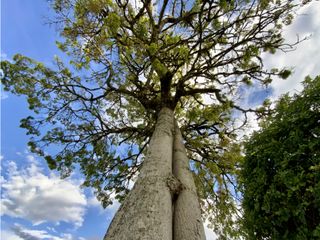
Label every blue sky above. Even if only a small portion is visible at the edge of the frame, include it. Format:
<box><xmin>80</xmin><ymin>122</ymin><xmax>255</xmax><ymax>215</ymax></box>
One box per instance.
<box><xmin>1</xmin><ymin>1</ymin><xmax>116</xmax><ymax>240</ymax></box>
<box><xmin>1</xmin><ymin>1</ymin><xmax>320</xmax><ymax>240</ymax></box>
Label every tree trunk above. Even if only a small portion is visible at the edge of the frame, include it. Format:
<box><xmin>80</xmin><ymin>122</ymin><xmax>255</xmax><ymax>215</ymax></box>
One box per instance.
<box><xmin>104</xmin><ymin>107</ymin><xmax>175</xmax><ymax>240</ymax></box>
<box><xmin>173</xmin><ymin>121</ymin><xmax>206</xmax><ymax>240</ymax></box>
<box><xmin>104</xmin><ymin>108</ymin><xmax>206</xmax><ymax>240</ymax></box>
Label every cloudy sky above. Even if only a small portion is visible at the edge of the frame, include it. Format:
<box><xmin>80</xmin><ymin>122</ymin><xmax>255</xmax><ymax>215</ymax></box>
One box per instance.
<box><xmin>1</xmin><ymin>1</ymin><xmax>319</xmax><ymax>240</ymax></box>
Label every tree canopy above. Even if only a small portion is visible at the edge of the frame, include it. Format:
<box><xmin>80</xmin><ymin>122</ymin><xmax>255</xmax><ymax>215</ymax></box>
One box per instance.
<box><xmin>240</xmin><ymin>75</ymin><xmax>320</xmax><ymax>239</ymax></box>
<box><xmin>0</xmin><ymin>0</ymin><xmax>312</xmax><ymax>237</ymax></box>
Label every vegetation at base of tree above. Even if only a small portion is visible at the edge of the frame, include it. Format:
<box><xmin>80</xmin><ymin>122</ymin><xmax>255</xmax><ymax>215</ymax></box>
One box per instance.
<box><xmin>0</xmin><ymin>0</ymin><xmax>314</xmax><ymax>238</ymax></box>
<box><xmin>240</xmin><ymin>76</ymin><xmax>320</xmax><ymax>239</ymax></box>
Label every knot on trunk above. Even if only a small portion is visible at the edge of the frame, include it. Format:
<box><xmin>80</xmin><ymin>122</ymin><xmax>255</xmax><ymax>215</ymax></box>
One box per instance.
<box><xmin>166</xmin><ymin>174</ymin><xmax>184</xmax><ymax>201</ymax></box>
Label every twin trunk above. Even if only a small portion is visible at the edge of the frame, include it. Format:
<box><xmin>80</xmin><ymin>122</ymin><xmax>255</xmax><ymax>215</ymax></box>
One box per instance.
<box><xmin>104</xmin><ymin>108</ymin><xmax>206</xmax><ymax>240</ymax></box>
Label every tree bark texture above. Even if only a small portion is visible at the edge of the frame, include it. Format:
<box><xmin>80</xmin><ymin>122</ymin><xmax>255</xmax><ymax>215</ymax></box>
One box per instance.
<box><xmin>173</xmin><ymin>121</ymin><xmax>206</xmax><ymax>240</ymax></box>
<box><xmin>104</xmin><ymin>107</ymin><xmax>206</xmax><ymax>240</ymax></box>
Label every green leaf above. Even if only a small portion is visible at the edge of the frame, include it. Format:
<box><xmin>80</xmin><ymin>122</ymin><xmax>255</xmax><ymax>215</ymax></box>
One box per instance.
<box><xmin>279</xmin><ymin>69</ymin><xmax>292</xmax><ymax>79</ymax></box>
<box><xmin>45</xmin><ymin>155</ymin><xmax>57</xmax><ymax>169</ymax></box>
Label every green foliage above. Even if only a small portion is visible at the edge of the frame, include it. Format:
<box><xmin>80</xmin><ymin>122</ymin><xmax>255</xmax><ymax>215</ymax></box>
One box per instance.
<box><xmin>279</xmin><ymin>69</ymin><xmax>292</xmax><ymax>79</ymax></box>
<box><xmin>240</xmin><ymin>76</ymin><xmax>320</xmax><ymax>239</ymax></box>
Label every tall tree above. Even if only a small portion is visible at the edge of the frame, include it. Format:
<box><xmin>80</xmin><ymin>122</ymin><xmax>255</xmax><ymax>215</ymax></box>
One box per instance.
<box><xmin>1</xmin><ymin>0</ymin><xmax>312</xmax><ymax>238</ymax></box>
<box><xmin>240</xmin><ymin>75</ymin><xmax>320</xmax><ymax>240</ymax></box>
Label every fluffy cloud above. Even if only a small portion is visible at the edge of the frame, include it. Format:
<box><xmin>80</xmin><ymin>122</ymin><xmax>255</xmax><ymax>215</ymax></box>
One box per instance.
<box><xmin>204</xmin><ymin>225</ymin><xmax>218</xmax><ymax>240</ymax></box>
<box><xmin>265</xmin><ymin>2</ymin><xmax>320</xmax><ymax>97</ymax></box>
<box><xmin>7</xmin><ymin>224</ymin><xmax>75</xmax><ymax>240</ymax></box>
<box><xmin>1</xmin><ymin>86</ymin><xmax>9</xmax><ymax>100</ymax></box>
<box><xmin>1</xmin><ymin>229</ymin><xmax>24</xmax><ymax>240</ymax></box>
<box><xmin>1</xmin><ymin>157</ymin><xmax>87</xmax><ymax>227</ymax></box>
<box><xmin>234</xmin><ymin>2</ymin><xmax>320</xmax><ymax>136</ymax></box>
<box><xmin>12</xmin><ymin>225</ymin><xmax>63</xmax><ymax>240</ymax></box>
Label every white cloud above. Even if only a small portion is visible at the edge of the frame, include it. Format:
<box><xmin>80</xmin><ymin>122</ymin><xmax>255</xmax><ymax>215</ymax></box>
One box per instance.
<box><xmin>87</xmin><ymin>195</ymin><xmax>102</xmax><ymax>208</ymax></box>
<box><xmin>106</xmin><ymin>197</ymin><xmax>120</xmax><ymax>216</ymax></box>
<box><xmin>1</xmin><ymin>159</ymin><xmax>87</xmax><ymax>227</ymax></box>
<box><xmin>1</xmin><ymin>225</ymin><xmax>76</xmax><ymax>240</ymax></box>
<box><xmin>1</xmin><ymin>88</ymin><xmax>9</xmax><ymax>100</ymax></box>
<box><xmin>26</xmin><ymin>154</ymin><xmax>37</xmax><ymax>163</ymax></box>
<box><xmin>204</xmin><ymin>224</ymin><xmax>218</xmax><ymax>240</ymax></box>
<box><xmin>88</xmin><ymin>195</ymin><xmax>120</xmax><ymax>222</ymax></box>
<box><xmin>265</xmin><ymin>2</ymin><xmax>320</xmax><ymax>97</ymax></box>
<box><xmin>11</xmin><ymin>224</ymin><xmax>72</xmax><ymax>240</ymax></box>
<box><xmin>46</xmin><ymin>226</ymin><xmax>57</xmax><ymax>233</ymax></box>
<box><xmin>128</xmin><ymin>0</ymin><xmax>143</xmax><ymax>11</ymax></box>
<box><xmin>237</xmin><ymin>2</ymin><xmax>320</xmax><ymax>136</ymax></box>
<box><xmin>61</xmin><ymin>233</ymin><xmax>74</xmax><ymax>240</ymax></box>
<box><xmin>1</xmin><ymin>51</ymin><xmax>8</xmax><ymax>61</ymax></box>
<box><xmin>87</xmin><ymin>189</ymin><xmax>120</xmax><ymax>216</ymax></box>
<box><xmin>1</xmin><ymin>229</ymin><xmax>24</xmax><ymax>240</ymax></box>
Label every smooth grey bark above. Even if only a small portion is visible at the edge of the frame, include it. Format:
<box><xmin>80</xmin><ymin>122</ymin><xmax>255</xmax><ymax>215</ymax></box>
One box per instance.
<box><xmin>173</xmin><ymin>121</ymin><xmax>206</xmax><ymax>240</ymax></box>
<box><xmin>104</xmin><ymin>107</ymin><xmax>175</xmax><ymax>240</ymax></box>
<box><xmin>104</xmin><ymin>108</ymin><xmax>207</xmax><ymax>240</ymax></box>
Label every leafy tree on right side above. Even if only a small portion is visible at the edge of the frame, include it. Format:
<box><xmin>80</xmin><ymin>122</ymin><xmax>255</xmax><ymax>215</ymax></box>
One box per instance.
<box><xmin>240</xmin><ymin>75</ymin><xmax>320</xmax><ymax>240</ymax></box>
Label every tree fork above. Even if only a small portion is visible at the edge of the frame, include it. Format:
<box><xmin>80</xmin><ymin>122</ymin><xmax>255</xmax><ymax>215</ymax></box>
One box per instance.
<box><xmin>103</xmin><ymin>110</ymin><xmax>206</xmax><ymax>240</ymax></box>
